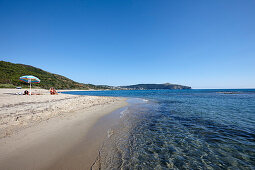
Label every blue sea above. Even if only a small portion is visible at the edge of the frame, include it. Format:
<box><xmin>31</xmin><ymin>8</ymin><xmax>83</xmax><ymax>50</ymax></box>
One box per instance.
<box><xmin>64</xmin><ymin>89</ymin><xmax>255</xmax><ymax>169</ymax></box>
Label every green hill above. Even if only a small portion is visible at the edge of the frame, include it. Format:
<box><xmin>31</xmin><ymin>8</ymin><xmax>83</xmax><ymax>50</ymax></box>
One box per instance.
<box><xmin>120</xmin><ymin>83</ymin><xmax>191</xmax><ymax>90</ymax></box>
<box><xmin>0</xmin><ymin>61</ymin><xmax>107</xmax><ymax>90</ymax></box>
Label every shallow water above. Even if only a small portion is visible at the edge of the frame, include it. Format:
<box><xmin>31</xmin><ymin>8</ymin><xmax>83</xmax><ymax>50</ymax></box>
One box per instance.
<box><xmin>65</xmin><ymin>89</ymin><xmax>255</xmax><ymax>169</ymax></box>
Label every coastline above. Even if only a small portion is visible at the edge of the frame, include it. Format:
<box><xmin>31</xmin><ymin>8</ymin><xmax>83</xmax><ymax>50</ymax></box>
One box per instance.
<box><xmin>48</xmin><ymin>105</ymin><xmax>128</xmax><ymax>170</ymax></box>
<box><xmin>0</xmin><ymin>88</ymin><xmax>127</xmax><ymax>170</ymax></box>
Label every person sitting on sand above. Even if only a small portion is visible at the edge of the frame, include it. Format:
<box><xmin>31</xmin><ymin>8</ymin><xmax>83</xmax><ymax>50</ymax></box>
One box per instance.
<box><xmin>23</xmin><ymin>90</ymin><xmax>29</xmax><ymax>95</ymax></box>
<box><xmin>50</xmin><ymin>87</ymin><xmax>54</xmax><ymax>95</ymax></box>
<box><xmin>50</xmin><ymin>87</ymin><xmax>58</xmax><ymax>95</ymax></box>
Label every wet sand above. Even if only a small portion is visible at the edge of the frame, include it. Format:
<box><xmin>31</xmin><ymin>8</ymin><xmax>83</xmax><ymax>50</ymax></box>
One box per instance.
<box><xmin>48</xmin><ymin>107</ymin><xmax>127</xmax><ymax>170</ymax></box>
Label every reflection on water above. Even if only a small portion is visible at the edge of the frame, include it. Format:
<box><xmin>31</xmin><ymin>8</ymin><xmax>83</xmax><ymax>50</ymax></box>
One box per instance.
<box><xmin>67</xmin><ymin>90</ymin><xmax>255</xmax><ymax>169</ymax></box>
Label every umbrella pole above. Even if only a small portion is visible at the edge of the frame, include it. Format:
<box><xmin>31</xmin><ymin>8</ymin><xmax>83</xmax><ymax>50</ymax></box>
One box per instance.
<box><xmin>30</xmin><ymin>80</ymin><xmax>31</xmax><ymax>95</ymax></box>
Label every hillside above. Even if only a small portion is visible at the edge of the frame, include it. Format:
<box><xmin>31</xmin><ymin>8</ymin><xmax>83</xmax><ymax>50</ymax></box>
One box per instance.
<box><xmin>120</xmin><ymin>83</ymin><xmax>191</xmax><ymax>90</ymax></box>
<box><xmin>0</xmin><ymin>61</ymin><xmax>107</xmax><ymax>90</ymax></box>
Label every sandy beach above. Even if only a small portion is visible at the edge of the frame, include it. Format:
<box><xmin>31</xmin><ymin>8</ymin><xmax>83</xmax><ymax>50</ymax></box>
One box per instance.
<box><xmin>0</xmin><ymin>88</ymin><xmax>127</xmax><ymax>170</ymax></box>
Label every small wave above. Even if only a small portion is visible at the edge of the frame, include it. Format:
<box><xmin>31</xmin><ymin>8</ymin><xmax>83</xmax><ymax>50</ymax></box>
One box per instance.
<box><xmin>107</xmin><ymin>129</ymin><xmax>114</xmax><ymax>138</ymax></box>
<box><xmin>142</xmin><ymin>99</ymin><xmax>149</xmax><ymax>102</ymax></box>
<box><xmin>120</xmin><ymin>107</ymin><xmax>129</xmax><ymax>118</ymax></box>
<box><xmin>126</xmin><ymin>98</ymin><xmax>149</xmax><ymax>104</ymax></box>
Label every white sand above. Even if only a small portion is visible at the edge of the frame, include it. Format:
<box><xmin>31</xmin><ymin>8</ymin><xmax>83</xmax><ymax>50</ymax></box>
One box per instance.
<box><xmin>0</xmin><ymin>88</ymin><xmax>122</xmax><ymax>138</ymax></box>
<box><xmin>0</xmin><ymin>88</ymin><xmax>127</xmax><ymax>170</ymax></box>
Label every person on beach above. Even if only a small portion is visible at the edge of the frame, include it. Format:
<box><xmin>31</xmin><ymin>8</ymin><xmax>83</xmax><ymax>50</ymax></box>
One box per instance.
<box><xmin>50</xmin><ymin>87</ymin><xmax>58</xmax><ymax>95</ymax></box>
<box><xmin>23</xmin><ymin>90</ymin><xmax>29</xmax><ymax>95</ymax></box>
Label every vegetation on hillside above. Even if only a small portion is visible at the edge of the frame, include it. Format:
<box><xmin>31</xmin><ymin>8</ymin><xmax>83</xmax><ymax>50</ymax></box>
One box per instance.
<box><xmin>120</xmin><ymin>83</ymin><xmax>191</xmax><ymax>90</ymax></box>
<box><xmin>0</xmin><ymin>61</ymin><xmax>108</xmax><ymax>90</ymax></box>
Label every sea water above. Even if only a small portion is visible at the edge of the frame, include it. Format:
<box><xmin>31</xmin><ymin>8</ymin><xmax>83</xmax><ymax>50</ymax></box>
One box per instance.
<box><xmin>65</xmin><ymin>89</ymin><xmax>255</xmax><ymax>169</ymax></box>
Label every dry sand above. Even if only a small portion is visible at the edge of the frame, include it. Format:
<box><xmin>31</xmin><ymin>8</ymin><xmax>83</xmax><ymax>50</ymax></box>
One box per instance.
<box><xmin>0</xmin><ymin>88</ymin><xmax>127</xmax><ymax>170</ymax></box>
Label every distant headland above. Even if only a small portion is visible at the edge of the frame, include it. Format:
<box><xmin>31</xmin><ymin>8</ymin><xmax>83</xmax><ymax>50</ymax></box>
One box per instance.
<box><xmin>99</xmin><ymin>83</ymin><xmax>191</xmax><ymax>90</ymax></box>
<box><xmin>119</xmin><ymin>83</ymin><xmax>191</xmax><ymax>90</ymax></box>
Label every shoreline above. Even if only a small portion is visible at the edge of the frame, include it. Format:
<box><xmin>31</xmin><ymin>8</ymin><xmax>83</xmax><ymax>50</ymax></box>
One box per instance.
<box><xmin>0</xmin><ymin>88</ymin><xmax>127</xmax><ymax>170</ymax></box>
<box><xmin>48</xmin><ymin>105</ymin><xmax>128</xmax><ymax>170</ymax></box>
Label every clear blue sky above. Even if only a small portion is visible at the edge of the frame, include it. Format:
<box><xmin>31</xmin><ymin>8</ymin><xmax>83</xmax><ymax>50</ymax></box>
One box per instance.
<box><xmin>0</xmin><ymin>0</ymin><xmax>254</xmax><ymax>88</ymax></box>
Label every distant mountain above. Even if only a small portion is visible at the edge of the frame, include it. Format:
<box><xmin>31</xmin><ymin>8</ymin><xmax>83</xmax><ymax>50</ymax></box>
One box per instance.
<box><xmin>0</xmin><ymin>61</ymin><xmax>108</xmax><ymax>90</ymax></box>
<box><xmin>120</xmin><ymin>83</ymin><xmax>191</xmax><ymax>90</ymax></box>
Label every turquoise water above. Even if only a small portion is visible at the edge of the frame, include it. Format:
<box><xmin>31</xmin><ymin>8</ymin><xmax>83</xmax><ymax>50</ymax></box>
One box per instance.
<box><xmin>65</xmin><ymin>89</ymin><xmax>255</xmax><ymax>169</ymax></box>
